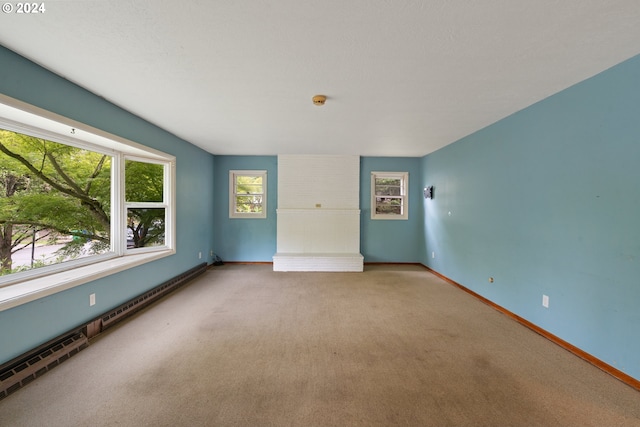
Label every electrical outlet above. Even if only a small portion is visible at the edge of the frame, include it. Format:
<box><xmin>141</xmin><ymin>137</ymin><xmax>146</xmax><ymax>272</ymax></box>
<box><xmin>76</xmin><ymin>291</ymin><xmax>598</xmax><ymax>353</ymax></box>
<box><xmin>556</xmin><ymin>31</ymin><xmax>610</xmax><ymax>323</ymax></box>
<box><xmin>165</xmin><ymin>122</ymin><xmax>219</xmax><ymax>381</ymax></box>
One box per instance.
<box><xmin>431</xmin><ymin>252</ymin><xmax>435</xmax><ymax>259</ymax></box>
<box><xmin>198</xmin><ymin>251</ymin><xmax>202</xmax><ymax>259</ymax></box>
<box><xmin>89</xmin><ymin>293</ymin><xmax>96</xmax><ymax>306</ymax></box>
<box><xmin>542</xmin><ymin>294</ymin><xmax>549</xmax><ymax>308</ymax></box>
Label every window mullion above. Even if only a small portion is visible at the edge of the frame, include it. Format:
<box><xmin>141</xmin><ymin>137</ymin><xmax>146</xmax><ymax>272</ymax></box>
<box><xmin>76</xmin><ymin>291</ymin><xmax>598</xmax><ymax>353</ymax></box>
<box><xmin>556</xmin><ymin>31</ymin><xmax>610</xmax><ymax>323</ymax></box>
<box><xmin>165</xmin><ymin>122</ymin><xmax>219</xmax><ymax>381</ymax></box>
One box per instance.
<box><xmin>165</xmin><ymin>160</ymin><xmax>175</xmax><ymax>249</ymax></box>
<box><xmin>112</xmin><ymin>153</ymin><xmax>125</xmax><ymax>255</ymax></box>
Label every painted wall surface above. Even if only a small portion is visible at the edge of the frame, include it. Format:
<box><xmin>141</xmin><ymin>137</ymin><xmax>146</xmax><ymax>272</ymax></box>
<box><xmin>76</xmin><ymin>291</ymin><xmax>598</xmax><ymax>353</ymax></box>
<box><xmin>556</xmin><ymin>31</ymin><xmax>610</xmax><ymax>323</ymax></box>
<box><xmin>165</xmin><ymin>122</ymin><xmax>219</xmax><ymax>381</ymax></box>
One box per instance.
<box><xmin>0</xmin><ymin>46</ymin><xmax>216</xmax><ymax>364</ymax></box>
<box><xmin>420</xmin><ymin>54</ymin><xmax>640</xmax><ymax>380</ymax></box>
<box><xmin>361</xmin><ymin>157</ymin><xmax>423</xmax><ymax>262</ymax></box>
<box><xmin>213</xmin><ymin>156</ymin><xmax>277</xmax><ymax>262</ymax></box>
<box><xmin>213</xmin><ymin>156</ymin><xmax>423</xmax><ymax>263</ymax></box>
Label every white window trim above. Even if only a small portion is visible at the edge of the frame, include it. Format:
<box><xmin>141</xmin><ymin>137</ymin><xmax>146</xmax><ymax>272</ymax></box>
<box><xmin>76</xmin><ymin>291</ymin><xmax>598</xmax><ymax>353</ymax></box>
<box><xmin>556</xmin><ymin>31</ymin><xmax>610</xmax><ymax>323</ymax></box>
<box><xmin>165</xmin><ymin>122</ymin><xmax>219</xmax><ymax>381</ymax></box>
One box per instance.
<box><xmin>371</xmin><ymin>171</ymin><xmax>409</xmax><ymax>220</ymax></box>
<box><xmin>229</xmin><ymin>170</ymin><xmax>267</xmax><ymax>219</ymax></box>
<box><xmin>0</xmin><ymin>94</ymin><xmax>175</xmax><ymax>312</ymax></box>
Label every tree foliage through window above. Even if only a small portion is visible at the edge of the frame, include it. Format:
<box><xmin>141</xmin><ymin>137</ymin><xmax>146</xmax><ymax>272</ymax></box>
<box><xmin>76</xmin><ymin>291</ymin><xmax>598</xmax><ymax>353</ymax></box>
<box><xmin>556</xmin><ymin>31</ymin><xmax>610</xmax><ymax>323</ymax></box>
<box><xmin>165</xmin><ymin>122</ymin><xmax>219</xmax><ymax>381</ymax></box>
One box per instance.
<box><xmin>0</xmin><ymin>128</ymin><xmax>166</xmax><ymax>277</ymax></box>
<box><xmin>125</xmin><ymin>160</ymin><xmax>165</xmax><ymax>249</ymax></box>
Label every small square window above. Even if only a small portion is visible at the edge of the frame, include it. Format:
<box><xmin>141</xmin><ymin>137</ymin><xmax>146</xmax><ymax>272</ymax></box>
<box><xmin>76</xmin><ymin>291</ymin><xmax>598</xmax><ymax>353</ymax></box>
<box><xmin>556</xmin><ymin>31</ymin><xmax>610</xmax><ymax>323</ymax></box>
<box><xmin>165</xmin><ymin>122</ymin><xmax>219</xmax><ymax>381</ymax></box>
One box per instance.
<box><xmin>229</xmin><ymin>170</ymin><xmax>267</xmax><ymax>218</ymax></box>
<box><xmin>371</xmin><ymin>171</ymin><xmax>408</xmax><ymax>220</ymax></box>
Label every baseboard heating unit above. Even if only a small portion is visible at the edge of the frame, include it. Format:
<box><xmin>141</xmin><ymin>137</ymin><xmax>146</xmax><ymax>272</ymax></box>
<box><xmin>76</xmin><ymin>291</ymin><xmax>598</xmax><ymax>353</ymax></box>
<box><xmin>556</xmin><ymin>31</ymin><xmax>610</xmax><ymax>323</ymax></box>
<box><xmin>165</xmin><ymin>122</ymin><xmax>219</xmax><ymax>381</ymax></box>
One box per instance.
<box><xmin>0</xmin><ymin>262</ymin><xmax>207</xmax><ymax>401</ymax></box>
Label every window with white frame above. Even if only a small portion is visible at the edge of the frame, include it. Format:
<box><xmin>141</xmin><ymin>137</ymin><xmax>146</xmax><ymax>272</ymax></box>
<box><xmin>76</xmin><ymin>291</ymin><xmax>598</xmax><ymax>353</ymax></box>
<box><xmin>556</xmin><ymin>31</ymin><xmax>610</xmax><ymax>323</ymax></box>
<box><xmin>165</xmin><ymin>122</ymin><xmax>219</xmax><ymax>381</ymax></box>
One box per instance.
<box><xmin>0</xmin><ymin>95</ymin><xmax>175</xmax><ymax>289</ymax></box>
<box><xmin>229</xmin><ymin>170</ymin><xmax>267</xmax><ymax>218</ymax></box>
<box><xmin>125</xmin><ymin>158</ymin><xmax>170</xmax><ymax>250</ymax></box>
<box><xmin>371</xmin><ymin>171</ymin><xmax>409</xmax><ymax>220</ymax></box>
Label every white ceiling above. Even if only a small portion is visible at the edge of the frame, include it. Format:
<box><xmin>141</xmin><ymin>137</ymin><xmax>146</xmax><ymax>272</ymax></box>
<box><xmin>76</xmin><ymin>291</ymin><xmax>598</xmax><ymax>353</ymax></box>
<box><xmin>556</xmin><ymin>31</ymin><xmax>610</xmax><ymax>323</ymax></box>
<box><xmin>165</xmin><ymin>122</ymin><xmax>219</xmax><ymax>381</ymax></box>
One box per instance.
<box><xmin>1</xmin><ymin>1</ymin><xmax>639</xmax><ymax>157</ymax></box>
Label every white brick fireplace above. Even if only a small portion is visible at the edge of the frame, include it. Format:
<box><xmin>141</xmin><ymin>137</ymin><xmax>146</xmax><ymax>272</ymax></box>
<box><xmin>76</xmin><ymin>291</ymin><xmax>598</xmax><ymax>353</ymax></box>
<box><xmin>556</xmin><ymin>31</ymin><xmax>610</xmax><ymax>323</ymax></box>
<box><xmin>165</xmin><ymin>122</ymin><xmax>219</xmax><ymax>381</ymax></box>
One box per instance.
<box><xmin>273</xmin><ymin>155</ymin><xmax>363</xmax><ymax>272</ymax></box>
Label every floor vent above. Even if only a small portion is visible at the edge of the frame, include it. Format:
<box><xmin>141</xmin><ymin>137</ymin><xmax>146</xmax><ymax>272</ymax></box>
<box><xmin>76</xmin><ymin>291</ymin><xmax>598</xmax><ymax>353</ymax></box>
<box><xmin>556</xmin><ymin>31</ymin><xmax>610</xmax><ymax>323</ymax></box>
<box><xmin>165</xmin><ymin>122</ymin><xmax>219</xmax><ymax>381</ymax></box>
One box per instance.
<box><xmin>100</xmin><ymin>262</ymin><xmax>207</xmax><ymax>331</ymax></box>
<box><xmin>0</xmin><ymin>330</ymin><xmax>88</xmax><ymax>401</ymax></box>
<box><xmin>0</xmin><ymin>262</ymin><xmax>207</xmax><ymax>401</ymax></box>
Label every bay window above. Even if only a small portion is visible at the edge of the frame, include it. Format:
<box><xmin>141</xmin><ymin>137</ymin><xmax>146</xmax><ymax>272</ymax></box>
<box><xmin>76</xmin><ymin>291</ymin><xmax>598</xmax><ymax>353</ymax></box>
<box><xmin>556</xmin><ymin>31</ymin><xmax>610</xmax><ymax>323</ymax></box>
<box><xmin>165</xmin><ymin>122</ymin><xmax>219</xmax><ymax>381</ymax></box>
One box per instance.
<box><xmin>0</xmin><ymin>94</ymin><xmax>175</xmax><ymax>308</ymax></box>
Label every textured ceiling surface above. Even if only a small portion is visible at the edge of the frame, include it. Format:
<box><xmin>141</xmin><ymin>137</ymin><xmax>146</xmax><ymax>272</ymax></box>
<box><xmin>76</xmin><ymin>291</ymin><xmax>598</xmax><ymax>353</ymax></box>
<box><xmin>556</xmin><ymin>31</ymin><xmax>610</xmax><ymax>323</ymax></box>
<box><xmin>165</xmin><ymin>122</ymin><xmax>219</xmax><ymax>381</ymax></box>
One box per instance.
<box><xmin>1</xmin><ymin>1</ymin><xmax>639</xmax><ymax>156</ymax></box>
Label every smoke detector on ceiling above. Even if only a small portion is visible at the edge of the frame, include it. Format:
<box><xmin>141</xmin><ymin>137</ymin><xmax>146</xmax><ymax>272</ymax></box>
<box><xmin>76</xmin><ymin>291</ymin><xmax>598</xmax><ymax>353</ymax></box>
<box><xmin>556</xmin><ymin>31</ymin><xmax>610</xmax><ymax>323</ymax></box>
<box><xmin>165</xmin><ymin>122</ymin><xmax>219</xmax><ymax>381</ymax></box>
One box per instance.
<box><xmin>312</xmin><ymin>95</ymin><xmax>327</xmax><ymax>106</ymax></box>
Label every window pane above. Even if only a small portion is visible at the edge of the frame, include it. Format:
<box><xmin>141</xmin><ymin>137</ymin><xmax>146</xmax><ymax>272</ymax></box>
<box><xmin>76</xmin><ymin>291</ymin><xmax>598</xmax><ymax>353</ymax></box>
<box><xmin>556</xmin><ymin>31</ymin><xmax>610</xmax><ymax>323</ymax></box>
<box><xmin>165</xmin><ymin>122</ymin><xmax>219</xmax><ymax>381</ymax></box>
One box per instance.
<box><xmin>375</xmin><ymin>177</ymin><xmax>401</xmax><ymax>185</ymax></box>
<box><xmin>0</xmin><ymin>128</ymin><xmax>111</xmax><ymax>276</ymax></box>
<box><xmin>236</xmin><ymin>176</ymin><xmax>263</xmax><ymax>195</ymax></box>
<box><xmin>375</xmin><ymin>178</ymin><xmax>402</xmax><ymax>196</ymax></box>
<box><xmin>375</xmin><ymin>185</ymin><xmax>402</xmax><ymax>196</ymax></box>
<box><xmin>237</xmin><ymin>175</ymin><xmax>262</xmax><ymax>184</ymax></box>
<box><xmin>235</xmin><ymin>195</ymin><xmax>263</xmax><ymax>213</ymax></box>
<box><xmin>237</xmin><ymin>183</ymin><xmax>263</xmax><ymax>194</ymax></box>
<box><xmin>125</xmin><ymin>160</ymin><xmax>164</xmax><ymax>202</ymax></box>
<box><xmin>126</xmin><ymin>208</ymin><xmax>165</xmax><ymax>248</ymax></box>
<box><xmin>375</xmin><ymin>197</ymin><xmax>403</xmax><ymax>215</ymax></box>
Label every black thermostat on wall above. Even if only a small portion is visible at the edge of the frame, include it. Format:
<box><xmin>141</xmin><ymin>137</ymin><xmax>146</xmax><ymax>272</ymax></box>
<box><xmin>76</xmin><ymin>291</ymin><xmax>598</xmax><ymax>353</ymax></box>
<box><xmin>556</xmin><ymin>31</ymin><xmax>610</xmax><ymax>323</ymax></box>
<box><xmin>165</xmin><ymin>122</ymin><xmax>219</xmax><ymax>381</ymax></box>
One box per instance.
<box><xmin>424</xmin><ymin>186</ymin><xmax>433</xmax><ymax>199</ymax></box>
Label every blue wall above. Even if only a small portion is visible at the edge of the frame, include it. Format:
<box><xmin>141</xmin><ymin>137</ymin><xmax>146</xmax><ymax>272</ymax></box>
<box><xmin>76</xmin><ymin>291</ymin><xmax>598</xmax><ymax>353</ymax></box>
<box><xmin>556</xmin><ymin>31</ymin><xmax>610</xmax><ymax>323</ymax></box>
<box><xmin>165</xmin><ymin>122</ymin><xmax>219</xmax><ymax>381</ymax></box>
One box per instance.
<box><xmin>211</xmin><ymin>155</ymin><xmax>424</xmax><ymax>263</ymax></box>
<box><xmin>0</xmin><ymin>46</ymin><xmax>216</xmax><ymax>363</ymax></box>
<box><xmin>420</xmin><ymin>54</ymin><xmax>640</xmax><ymax>380</ymax></box>
<box><xmin>360</xmin><ymin>157</ymin><xmax>423</xmax><ymax>262</ymax></box>
<box><xmin>213</xmin><ymin>156</ymin><xmax>277</xmax><ymax>262</ymax></box>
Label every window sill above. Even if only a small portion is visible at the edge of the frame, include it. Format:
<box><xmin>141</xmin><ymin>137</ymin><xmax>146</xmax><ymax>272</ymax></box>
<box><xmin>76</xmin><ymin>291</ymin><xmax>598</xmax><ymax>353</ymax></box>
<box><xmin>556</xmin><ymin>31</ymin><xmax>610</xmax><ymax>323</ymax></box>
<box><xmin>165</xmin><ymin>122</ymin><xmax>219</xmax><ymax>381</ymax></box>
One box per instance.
<box><xmin>0</xmin><ymin>250</ymin><xmax>173</xmax><ymax>312</ymax></box>
<box><xmin>371</xmin><ymin>215</ymin><xmax>409</xmax><ymax>220</ymax></box>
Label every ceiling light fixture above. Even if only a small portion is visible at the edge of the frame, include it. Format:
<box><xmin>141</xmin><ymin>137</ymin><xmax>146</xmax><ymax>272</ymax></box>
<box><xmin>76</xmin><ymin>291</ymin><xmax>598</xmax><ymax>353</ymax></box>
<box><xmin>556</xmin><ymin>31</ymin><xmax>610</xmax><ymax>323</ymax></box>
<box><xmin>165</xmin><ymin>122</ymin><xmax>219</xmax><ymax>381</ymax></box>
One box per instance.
<box><xmin>312</xmin><ymin>95</ymin><xmax>327</xmax><ymax>106</ymax></box>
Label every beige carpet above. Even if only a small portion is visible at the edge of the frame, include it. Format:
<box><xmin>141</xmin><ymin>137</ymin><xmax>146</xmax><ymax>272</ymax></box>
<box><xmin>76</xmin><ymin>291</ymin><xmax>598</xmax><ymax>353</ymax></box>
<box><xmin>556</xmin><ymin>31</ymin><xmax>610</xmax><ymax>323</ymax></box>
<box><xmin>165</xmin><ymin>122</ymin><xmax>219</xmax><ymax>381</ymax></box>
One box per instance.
<box><xmin>1</xmin><ymin>264</ymin><xmax>639</xmax><ymax>426</ymax></box>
